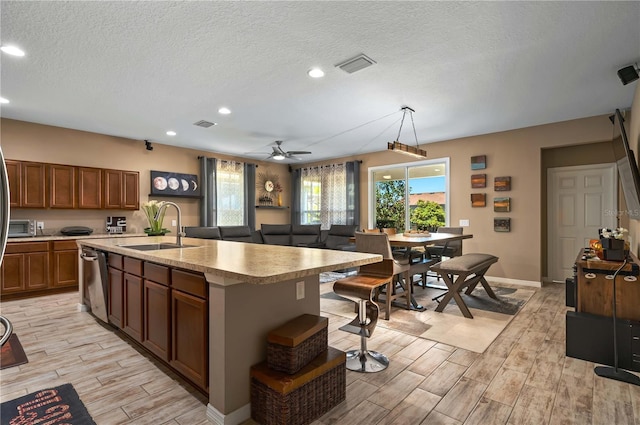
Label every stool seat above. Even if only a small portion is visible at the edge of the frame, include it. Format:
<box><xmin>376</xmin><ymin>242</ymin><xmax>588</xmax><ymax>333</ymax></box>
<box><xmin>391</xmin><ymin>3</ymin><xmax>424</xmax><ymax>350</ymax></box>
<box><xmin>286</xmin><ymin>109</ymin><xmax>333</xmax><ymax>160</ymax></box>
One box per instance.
<box><xmin>333</xmin><ymin>259</ymin><xmax>395</xmax><ymax>373</ymax></box>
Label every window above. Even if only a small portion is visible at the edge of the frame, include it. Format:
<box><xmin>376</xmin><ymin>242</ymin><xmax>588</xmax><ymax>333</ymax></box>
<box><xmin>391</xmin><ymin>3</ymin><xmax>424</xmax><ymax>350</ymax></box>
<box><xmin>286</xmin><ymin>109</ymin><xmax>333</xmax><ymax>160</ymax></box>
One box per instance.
<box><xmin>369</xmin><ymin>158</ymin><xmax>449</xmax><ymax>232</ymax></box>
<box><xmin>299</xmin><ymin>164</ymin><xmax>347</xmax><ymax>227</ymax></box>
<box><xmin>216</xmin><ymin>160</ymin><xmax>245</xmax><ymax>226</ymax></box>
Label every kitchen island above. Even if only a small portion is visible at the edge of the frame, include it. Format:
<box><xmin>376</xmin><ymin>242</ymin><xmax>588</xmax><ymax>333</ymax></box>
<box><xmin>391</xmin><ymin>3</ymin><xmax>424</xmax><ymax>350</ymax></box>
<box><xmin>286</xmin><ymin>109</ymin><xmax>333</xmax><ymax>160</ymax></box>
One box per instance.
<box><xmin>77</xmin><ymin>235</ymin><xmax>381</xmax><ymax>425</ymax></box>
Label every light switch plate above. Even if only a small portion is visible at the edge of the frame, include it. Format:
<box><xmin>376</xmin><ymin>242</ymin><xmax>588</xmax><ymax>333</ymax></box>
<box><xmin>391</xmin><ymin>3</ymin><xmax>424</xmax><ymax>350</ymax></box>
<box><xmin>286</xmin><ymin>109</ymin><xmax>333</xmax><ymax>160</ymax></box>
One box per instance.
<box><xmin>459</xmin><ymin>219</ymin><xmax>470</xmax><ymax>227</ymax></box>
<box><xmin>296</xmin><ymin>281</ymin><xmax>305</xmax><ymax>300</ymax></box>
<box><xmin>171</xmin><ymin>219</ymin><xmax>177</xmax><ymax>227</ymax></box>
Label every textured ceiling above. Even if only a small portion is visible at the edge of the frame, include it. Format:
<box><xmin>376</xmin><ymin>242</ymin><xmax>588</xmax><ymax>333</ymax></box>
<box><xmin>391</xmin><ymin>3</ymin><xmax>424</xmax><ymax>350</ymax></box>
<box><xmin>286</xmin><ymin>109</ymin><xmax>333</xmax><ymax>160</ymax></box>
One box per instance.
<box><xmin>1</xmin><ymin>1</ymin><xmax>639</xmax><ymax>163</ymax></box>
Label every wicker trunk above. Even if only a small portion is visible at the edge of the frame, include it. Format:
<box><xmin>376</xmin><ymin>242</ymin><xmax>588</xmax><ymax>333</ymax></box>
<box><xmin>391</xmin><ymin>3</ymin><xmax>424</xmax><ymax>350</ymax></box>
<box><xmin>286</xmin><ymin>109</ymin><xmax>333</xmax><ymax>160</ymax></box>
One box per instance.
<box><xmin>266</xmin><ymin>314</ymin><xmax>328</xmax><ymax>374</ymax></box>
<box><xmin>250</xmin><ymin>347</ymin><xmax>346</xmax><ymax>425</ymax></box>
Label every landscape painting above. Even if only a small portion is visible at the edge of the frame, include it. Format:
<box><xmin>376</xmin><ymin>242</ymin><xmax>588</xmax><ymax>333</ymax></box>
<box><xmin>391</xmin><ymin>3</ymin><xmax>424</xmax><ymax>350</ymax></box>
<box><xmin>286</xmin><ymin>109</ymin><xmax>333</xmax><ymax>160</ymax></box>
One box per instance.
<box><xmin>494</xmin><ymin>197</ymin><xmax>511</xmax><ymax>212</ymax></box>
<box><xmin>471</xmin><ymin>155</ymin><xmax>486</xmax><ymax>170</ymax></box>
<box><xmin>495</xmin><ymin>176</ymin><xmax>511</xmax><ymax>191</ymax></box>
<box><xmin>471</xmin><ymin>174</ymin><xmax>486</xmax><ymax>188</ymax></box>
<box><xmin>494</xmin><ymin>217</ymin><xmax>511</xmax><ymax>232</ymax></box>
<box><xmin>471</xmin><ymin>193</ymin><xmax>486</xmax><ymax>207</ymax></box>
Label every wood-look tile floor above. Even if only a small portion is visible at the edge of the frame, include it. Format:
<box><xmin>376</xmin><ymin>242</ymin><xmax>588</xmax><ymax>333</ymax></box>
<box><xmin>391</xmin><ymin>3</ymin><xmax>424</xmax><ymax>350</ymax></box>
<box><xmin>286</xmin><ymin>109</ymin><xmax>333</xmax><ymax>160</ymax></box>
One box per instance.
<box><xmin>1</xmin><ymin>282</ymin><xmax>639</xmax><ymax>424</ymax></box>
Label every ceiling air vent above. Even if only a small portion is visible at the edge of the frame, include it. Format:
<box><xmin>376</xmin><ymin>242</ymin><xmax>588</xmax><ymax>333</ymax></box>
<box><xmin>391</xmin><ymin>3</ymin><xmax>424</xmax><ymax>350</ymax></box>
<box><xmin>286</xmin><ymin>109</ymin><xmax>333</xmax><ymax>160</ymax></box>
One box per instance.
<box><xmin>193</xmin><ymin>120</ymin><xmax>217</xmax><ymax>128</ymax></box>
<box><xmin>335</xmin><ymin>54</ymin><xmax>376</xmax><ymax>74</ymax></box>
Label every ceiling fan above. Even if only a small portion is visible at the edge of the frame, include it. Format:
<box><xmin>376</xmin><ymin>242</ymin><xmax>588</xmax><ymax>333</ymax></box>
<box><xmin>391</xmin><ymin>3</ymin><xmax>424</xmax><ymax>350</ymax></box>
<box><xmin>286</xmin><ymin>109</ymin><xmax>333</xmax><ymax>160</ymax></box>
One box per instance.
<box><xmin>267</xmin><ymin>141</ymin><xmax>311</xmax><ymax>161</ymax></box>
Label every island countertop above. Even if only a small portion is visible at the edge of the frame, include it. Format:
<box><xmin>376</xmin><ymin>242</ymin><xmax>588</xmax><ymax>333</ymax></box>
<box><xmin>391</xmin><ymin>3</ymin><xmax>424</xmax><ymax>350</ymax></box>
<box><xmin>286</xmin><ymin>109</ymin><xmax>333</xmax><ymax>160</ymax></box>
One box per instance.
<box><xmin>77</xmin><ymin>235</ymin><xmax>381</xmax><ymax>284</ymax></box>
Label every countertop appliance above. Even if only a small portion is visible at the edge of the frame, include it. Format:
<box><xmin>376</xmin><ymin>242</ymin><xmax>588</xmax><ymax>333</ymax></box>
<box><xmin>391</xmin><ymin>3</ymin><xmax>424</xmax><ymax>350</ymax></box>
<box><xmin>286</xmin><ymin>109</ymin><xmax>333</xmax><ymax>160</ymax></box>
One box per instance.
<box><xmin>8</xmin><ymin>219</ymin><xmax>36</xmax><ymax>238</ymax></box>
<box><xmin>80</xmin><ymin>248</ymin><xmax>109</xmax><ymax>323</ymax></box>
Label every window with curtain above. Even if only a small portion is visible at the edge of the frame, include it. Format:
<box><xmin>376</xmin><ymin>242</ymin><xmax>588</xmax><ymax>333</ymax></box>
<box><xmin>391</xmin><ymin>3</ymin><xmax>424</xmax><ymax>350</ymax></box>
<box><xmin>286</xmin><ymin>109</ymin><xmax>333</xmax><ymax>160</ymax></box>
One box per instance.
<box><xmin>216</xmin><ymin>160</ymin><xmax>245</xmax><ymax>226</ymax></box>
<box><xmin>294</xmin><ymin>162</ymin><xmax>359</xmax><ymax>228</ymax></box>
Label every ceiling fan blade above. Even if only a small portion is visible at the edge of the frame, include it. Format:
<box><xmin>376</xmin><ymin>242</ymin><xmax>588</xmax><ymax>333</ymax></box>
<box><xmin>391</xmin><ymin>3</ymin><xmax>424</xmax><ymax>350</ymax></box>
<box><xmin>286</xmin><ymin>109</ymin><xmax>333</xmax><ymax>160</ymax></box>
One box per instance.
<box><xmin>286</xmin><ymin>151</ymin><xmax>312</xmax><ymax>155</ymax></box>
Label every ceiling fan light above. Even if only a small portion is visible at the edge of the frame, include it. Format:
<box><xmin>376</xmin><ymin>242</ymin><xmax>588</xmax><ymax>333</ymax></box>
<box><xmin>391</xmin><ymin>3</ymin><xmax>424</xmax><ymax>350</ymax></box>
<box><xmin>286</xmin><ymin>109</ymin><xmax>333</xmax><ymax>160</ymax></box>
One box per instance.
<box><xmin>1</xmin><ymin>45</ymin><xmax>25</xmax><ymax>57</ymax></box>
<box><xmin>272</xmin><ymin>154</ymin><xmax>285</xmax><ymax>160</ymax></box>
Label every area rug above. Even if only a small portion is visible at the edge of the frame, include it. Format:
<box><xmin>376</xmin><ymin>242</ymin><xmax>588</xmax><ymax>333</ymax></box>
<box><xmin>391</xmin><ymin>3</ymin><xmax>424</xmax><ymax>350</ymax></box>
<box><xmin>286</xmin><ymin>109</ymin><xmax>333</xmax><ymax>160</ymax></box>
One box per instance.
<box><xmin>0</xmin><ymin>333</ymin><xmax>28</xmax><ymax>370</ymax></box>
<box><xmin>1</xmin><ymin>383</ymin><xmax>96</xmax><ymax>425</ymax></box>
<box><xmin>320</xmin><ymin>281</ymin><xmax>535</xmax><ymax>353</ymax></box>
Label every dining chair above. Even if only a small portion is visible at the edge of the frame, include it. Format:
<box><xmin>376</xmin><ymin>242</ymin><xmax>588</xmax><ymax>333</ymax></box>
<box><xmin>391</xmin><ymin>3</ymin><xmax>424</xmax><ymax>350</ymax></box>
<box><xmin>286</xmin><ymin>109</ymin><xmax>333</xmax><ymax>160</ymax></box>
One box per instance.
<box><xmin>363</xmin><ymin>228</ymin><xmax>381</xmax><ymax>233</ymax></box>
<box><xmin>354</xmin><ymin>232</ymin><xmax>411</xmax><ymax>318</ymax></box>
<box><xmin>426</xmin><ymin>227</ymin><xmax>464</xmax><ymax>261</ymax></box>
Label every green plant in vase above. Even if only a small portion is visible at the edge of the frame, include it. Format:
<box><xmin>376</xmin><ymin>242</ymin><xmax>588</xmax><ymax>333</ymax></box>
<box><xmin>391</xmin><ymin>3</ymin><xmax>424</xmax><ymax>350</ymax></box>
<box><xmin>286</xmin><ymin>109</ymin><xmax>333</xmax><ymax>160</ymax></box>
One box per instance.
<box><xmin>142</xmin><ymin>200</ymin><xmax>171</xmax><ymax>236</ymax></box>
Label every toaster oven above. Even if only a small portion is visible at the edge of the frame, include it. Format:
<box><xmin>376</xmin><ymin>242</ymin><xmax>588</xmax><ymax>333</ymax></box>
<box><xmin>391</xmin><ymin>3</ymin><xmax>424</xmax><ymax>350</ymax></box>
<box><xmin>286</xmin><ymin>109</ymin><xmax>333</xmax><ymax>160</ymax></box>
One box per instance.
<box><xmin>8</xmin><ymin>219</ymin><xmax>36</xmax><ymax>237</ymax></box>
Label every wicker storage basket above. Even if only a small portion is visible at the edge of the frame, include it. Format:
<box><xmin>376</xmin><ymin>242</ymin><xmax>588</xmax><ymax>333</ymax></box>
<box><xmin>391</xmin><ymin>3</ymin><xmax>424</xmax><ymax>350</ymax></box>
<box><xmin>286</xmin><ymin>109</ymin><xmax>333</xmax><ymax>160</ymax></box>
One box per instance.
<box><xmin>267</xmin><ymin>314</ymin><xmax>328</xmax><ymax>374</ymax></box>
<box><xmin>251</xmin><ymin>347</ymin><xmax>346</xmax><ymax>425</ymax></box>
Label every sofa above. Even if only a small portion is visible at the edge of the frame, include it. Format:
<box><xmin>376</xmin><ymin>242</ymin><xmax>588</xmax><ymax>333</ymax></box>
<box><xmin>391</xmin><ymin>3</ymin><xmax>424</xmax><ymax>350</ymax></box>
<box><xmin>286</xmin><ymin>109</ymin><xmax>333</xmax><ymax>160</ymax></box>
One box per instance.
<box><xmin>184</xmin><ymin>224</ymin><xmax>358</xmax><ymax>251</ymax></box>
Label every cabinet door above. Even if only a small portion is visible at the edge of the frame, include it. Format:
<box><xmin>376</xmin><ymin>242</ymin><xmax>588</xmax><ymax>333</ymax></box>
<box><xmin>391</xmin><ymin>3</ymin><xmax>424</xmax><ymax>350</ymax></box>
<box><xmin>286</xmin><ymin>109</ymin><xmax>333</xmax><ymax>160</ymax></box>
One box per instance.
<box><xmin>143</xmin><ymin>280</ymin><xmax>170</xmax><ymax>361</ymax></box>
<box><xmin>52</xmin><ymin>250</ymin><xmax>79</xmax><ymax>288</ymax></box>
<box><xmin>49</xmin><ymin>164</ymin><xmax>76</xmax><ymax>208</ymax></box>
<box><xmin>108</xmin><ymin>267</ymin><xmax>124</xmax><ymax>328</ymax></box>
<box><xmin>78</xmin><ymin>167</ymin><xmax>102</xmax><ymax>209</ymax></box>
<box><xmin>103</xmin><ymin>169</ymin><xmax>122</xmax><ymax>209</ymax></box>
<box><xmin>1</xmin><ymin>254</ymin><xmax>25</xmax><ymax>293</ymax></box>
<box><xmin>6</xmin><ymin>160</ymin><xmax>22</xmax><ymax>207</ymax></box>
<box><xmin>123</xmin><ymin>272</ymin><xmax>143</xmax><ymax>342</ymax></box>
<box><xmin>122</xmin><ymin>171</ymin><xmax>139</xmax><ymax>210</ymax></box>
<box><xmin>25</xmin><ymin>252</ymin><xmax>49</xmax><ymax>290</ymax></box>
<box><xmin>171</xmin><ymin>290</ymin><xmax>208</xmax><ymax>391</ymax></box>
<box><xmin>22</xmin><ymin>162</ymin><xmax>46</xmax><ymax>208</ymax></box>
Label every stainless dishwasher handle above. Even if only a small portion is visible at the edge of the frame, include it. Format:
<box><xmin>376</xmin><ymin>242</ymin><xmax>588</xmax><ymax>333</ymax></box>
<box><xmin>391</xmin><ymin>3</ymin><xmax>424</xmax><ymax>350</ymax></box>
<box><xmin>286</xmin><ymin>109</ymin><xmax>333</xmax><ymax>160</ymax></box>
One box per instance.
<box><xmin>81</xmin><ymin>253</ymin><xmax>98</xmax><ymax>261</ymax></box>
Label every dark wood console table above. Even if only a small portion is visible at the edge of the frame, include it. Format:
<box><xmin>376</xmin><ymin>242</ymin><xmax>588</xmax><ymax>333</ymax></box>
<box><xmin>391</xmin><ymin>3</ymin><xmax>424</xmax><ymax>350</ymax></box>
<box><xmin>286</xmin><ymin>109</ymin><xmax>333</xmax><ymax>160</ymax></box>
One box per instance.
<box><xmin>567</xmin><ymin>249</ymin><xmax>640</xmax><ymax>371</ymax></box>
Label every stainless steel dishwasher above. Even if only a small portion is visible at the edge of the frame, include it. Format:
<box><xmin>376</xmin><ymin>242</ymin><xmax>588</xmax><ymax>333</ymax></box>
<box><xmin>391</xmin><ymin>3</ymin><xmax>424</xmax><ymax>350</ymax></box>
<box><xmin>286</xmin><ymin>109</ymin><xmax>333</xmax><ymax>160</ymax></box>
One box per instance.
<box><xmin>81</xmin><ymin>248</ymin><xmax>109</xmax><ymax>323</ymax></box>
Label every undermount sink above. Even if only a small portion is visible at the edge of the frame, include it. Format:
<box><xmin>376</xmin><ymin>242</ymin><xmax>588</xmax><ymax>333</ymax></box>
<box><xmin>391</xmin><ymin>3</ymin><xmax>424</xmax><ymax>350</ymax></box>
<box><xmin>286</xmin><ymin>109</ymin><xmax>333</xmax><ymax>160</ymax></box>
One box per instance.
<box><xmin>120</xmin><ymin>243</ymin><xmax>197</xmax><ymax>251</ymax></box>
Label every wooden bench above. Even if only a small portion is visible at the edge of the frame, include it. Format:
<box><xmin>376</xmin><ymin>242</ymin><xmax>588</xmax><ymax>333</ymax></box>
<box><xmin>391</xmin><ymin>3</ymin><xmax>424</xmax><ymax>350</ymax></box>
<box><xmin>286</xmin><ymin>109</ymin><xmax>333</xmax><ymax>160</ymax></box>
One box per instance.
<box><xmin>429</xmin><ymin>253</ymin><xmax>499</xmax><ymax>318</ymax></box>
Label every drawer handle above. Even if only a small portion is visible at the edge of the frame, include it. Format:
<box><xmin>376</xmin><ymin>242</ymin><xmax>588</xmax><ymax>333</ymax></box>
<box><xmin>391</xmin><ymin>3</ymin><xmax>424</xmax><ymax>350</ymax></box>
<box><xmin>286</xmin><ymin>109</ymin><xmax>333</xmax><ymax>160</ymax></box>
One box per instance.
<box><xmin>585</xmin><ymin>273</ymin><xmax>596</xmax><ymax>279</ymax></box>
<box><xmin>605</xmin><ymin>275</ymin><xmax>614</xmax><ymax>280</ymax></box>
<box><xmin>624</xmin><ymin>275</ymin><xmax>637</xmax><ymax>282</ymax></box>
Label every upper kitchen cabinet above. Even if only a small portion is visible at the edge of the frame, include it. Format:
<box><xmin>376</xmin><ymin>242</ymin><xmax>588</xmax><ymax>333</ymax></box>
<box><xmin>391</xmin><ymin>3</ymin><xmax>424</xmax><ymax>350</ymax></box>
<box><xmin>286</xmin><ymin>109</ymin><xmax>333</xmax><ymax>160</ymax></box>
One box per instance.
<box><xmin>6</xmin><ymin>160</ymin><xmax>46</xmax><ymax>208</ymax></box>
<box><xmin>49</xmin><ymin>164</ymin><xmax>76</xmax><ymax>208</ymax></box>
<box><xmin>104</xmin><ymin>169</ymin><xmax>139</xmax><ymax>210</ymax></box>
<box><xmin>78</xmin><ymin>167</ymin><xmax>103</xmax><ymax>209</ymax></box>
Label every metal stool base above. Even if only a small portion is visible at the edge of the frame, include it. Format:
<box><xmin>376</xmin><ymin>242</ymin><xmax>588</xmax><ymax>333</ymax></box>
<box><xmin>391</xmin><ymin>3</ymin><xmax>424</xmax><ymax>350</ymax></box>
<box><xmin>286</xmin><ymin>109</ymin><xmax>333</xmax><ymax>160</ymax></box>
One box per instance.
<box><xmin>345</xmin><ymin>349</ymin><xmax>389</xmax><ymax>373</ymax></box>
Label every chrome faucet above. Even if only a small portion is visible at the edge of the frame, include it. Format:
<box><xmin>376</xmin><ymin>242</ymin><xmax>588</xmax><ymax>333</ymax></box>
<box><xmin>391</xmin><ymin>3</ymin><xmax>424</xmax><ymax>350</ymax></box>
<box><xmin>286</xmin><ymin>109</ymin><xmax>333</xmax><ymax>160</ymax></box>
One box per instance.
<box><xmin>155</xmin><ymin>201</ymin><xmax>185</xmax><ymax>247</ymax></box>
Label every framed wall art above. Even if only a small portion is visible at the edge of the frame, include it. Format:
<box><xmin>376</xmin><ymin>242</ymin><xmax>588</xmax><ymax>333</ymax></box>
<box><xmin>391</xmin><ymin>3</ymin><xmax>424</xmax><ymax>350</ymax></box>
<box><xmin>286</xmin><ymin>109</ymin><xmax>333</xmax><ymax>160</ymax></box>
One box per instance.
<box><xmin>471</xmin><ymin>193</ymin><xmax>486</xmax><ymax>207</ymax></box>
<box><xmin>494</xmin><ymin>197</ymin><xmax>511</xmax><ymax>212</ymax></box>
<box><xmin>494</xmin><ymin>217</ymin><xmax>511</xmax><ymax>232</ymax></box>
<box><xmin>150</xmin><ymin>170</ymin><xmax>201</xmax><ymax>197</ymax></box>
<box><xmin>471</xmin><ymin>155</ymin><xmax>486</xmax><ymax>170</ymax></box>
<box><xmin>471</xmin><ymin>174</ymin><xmax>486</xmax><ymax>188</ymax></box>
<box><xmin>494</xmin><ymin>176</ymin><xmax>511</xmax><ymax>191</ymax></box>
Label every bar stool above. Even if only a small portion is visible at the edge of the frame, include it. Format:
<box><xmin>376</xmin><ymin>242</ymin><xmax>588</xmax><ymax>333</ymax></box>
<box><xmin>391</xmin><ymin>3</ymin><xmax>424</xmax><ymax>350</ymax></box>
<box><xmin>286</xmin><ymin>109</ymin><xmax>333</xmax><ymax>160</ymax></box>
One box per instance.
<box><xmin>332</xmin><ymin>259</ymin><xmax>394</xmax><ymax>372</ymax></box>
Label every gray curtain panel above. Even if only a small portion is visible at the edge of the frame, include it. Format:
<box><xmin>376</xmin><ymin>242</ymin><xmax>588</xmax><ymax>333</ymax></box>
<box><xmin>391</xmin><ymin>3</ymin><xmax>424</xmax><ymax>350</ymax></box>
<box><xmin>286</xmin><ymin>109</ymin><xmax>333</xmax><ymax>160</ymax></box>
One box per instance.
<box><xmin>199</xmin><ymin>156</ymin><xmax>217</xmax><ymax>227</ymax></box>
<box><xmin>245</xmin><ymin>163</ymin><xmax>256</xmax><ymax>231</ymax></box>
<box><xmin>291</xmin><ymin>168</ymin><xmax>302</xmax><ymax>225</ymax></box>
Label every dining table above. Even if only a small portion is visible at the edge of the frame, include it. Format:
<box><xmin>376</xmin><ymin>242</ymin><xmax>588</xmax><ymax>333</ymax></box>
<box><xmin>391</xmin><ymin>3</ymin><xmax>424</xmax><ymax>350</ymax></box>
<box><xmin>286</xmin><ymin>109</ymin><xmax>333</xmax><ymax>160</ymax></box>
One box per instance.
<box><xmin>379</xmin><ymin>231</ymin><xmax>474</xmax><ymax>310</ymax></box>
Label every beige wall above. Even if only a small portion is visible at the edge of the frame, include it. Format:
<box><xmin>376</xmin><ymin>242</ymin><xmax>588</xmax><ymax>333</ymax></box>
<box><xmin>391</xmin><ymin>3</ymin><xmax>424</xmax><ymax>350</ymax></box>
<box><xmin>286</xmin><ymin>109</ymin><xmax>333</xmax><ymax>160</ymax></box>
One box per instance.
<box><xmin>295</xmin><ymin>115</ymin><xmax>615</xmax><ymax>284</ymax></box>
<box><xmin>3</xmin><ymin>103</ymin><xmax>638</xmax><ymax>284</ymax></box>
<box><xmin>0</xmin><ymin>119</ymin><xmax>290</xmax><ymax>233</ymax></box>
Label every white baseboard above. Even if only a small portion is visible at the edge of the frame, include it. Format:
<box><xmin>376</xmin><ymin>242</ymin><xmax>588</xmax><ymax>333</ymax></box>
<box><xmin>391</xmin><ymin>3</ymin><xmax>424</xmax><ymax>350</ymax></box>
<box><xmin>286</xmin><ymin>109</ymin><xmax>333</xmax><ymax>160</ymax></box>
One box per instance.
<box><xmin>206</xmin><ymin>403</ymin><xmax>250</xmax><ymax>425</ymax></box>
<box><xmin>486</xmin><ymin>275</ymin><xmax>542</xmax><ymax>288</ymax></box>
<box><xmin>77</xmin><ymin>303</ymin><xmax>89</xmax><ymax>312</ymax></box>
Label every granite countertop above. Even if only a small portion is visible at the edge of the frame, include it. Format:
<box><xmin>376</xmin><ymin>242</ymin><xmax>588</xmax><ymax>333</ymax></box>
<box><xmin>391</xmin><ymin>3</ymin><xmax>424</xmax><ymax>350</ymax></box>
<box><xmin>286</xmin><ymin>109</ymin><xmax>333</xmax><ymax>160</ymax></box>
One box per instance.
<box><xmin>7</xmin><ymin>233</ymin><xmax>146</xmax><ymax>242</ymax></box>
<box><xmin>77</xmin><ymin>236</ymin><xmax>381</xmax><ymax>285</ymax></box>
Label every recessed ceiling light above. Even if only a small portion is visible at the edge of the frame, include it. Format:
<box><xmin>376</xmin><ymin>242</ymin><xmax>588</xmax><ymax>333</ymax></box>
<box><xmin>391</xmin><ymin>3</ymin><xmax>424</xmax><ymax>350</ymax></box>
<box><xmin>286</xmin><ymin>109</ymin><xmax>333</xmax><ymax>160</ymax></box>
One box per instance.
<box><xmin>0</xmin><ymin>45</ymin><xmax>25</xmax><ymax>57</ymax></box>
<box><xmin>166</xmin><ymin>131</ymin><xmax>176</xmax><ymax>136</ymax></box>
<box><xmin>218</xmin><ymin>107</ymin><xmax>231</xmax><ymax>115</ymax></box>
<box><xmin>383</xmin><ymin>175</ymin><xmax>391</xmax><ymax>179</ymax></box>
<box><xmin>0</xmin><ymin>97</ymin><xmax>9</xmax><ymax>104</ymax></box>
<box><xmin>308</xmin><ymin>68</ymin><xmax>325</xmax><ymax>78</ymax></box>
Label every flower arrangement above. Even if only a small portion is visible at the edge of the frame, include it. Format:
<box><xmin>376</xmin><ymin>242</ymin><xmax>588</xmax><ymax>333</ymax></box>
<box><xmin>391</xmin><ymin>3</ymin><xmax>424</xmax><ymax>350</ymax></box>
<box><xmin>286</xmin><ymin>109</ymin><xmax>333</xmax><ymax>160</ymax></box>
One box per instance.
<box><xmin>600</xmin><ymin>227</ymin><xmax>628</xmax><ymax>240</ymax></box>
<box><xmin>142</xmin><ymin>200</ymin><xmax>170</xmax><ymax>235</ymax></box>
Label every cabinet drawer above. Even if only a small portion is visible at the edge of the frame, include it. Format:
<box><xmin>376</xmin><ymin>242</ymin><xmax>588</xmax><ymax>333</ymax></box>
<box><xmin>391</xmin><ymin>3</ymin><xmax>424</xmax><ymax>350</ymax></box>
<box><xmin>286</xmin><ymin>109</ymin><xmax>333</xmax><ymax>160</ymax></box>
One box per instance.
<box><xmin>52</xmin><ymin>240</ymin><xmax>77</xmax><ymax>251</ymax></box>
<box><xmin>5</xmin><ymin>242</ymin><xmax>49</xmax><ymax>254</ymax></box>
<box><xmin>172</xmin><ymin>269</ymin><xmax>206</xmax><ymax>299</ymax></box>
<box><xmin>108</xmin><ymin>253</ymin><xmax>123</xmax><ymax>269</ymax></box>
<box><xmin>144</xmin><ymin>262</ymin><xmax>170</xmax><ymax>286</ymax></box>
<box><xmin>124</xmin><ymin>257</ymin><xmax>143</xmax><ymax>276</ymax></box>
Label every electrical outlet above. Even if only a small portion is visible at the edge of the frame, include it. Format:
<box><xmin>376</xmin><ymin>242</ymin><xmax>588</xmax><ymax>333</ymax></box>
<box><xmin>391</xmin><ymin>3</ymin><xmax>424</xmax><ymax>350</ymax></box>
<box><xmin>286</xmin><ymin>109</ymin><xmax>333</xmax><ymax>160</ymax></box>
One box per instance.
<box><xmin>296</xmin><ymin>281</ymin><xmax>305</xmax><ymax>300</ymax></box>
<box><xmin>37</xmin><ymin>221</ymin><xmax>44</xmax><ymax>230</ymax></box>
<box><xmin>171</xmin><ymin>219</ymin><xmax>177</xmax><ymax>227</ymax></box>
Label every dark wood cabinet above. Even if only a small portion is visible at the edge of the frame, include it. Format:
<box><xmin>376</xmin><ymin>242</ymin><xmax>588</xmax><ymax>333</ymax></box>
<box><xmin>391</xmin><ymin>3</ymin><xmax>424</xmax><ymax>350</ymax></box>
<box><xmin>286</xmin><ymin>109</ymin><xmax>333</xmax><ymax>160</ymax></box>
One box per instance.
<box><xmin>51</xmin><ymin>240</ymin><xmax>78</xmax><ymax>288</ymax></box>
<box><xmin>108</xmin><ymin>255</ymin><xmax>124</xmax><ymax>328</ymax></box>
<box><xmin>78</xmin><ymin>167</ymin><xmax>102</xmax><ymax>209</ymax></box>
<box><xmin>7</xmin><ymin>159</ymin><xmax>138</xmax><ymax>210</ymax></box>
<box><xmin>0</xmin><ymin>242</ymin><xmax>49</xmax><ymax>294</ymax></box>
<box><xmin>104</xmin><ymin>169</ymin><xmax>139</xmax><ymax>210</ymax></box>
<box><xmin>49</xmin><ymin>164</ymin><xmax>76</xmax><ymax>208</ymax></box>
<box><xmin>6</xmin><ymin>160</ymin><xmax>46</xmax><ymax>208</ymax></box>
<box><xmin>124</xmin><ymin>272</ymin><xmax>143</xmax><ymax>342</ymax></box>
<box><xmin>144</xmin><ymin>280</ymin><xmax>171</xmax><ymax>361</ymax></box>
<box><xmin>171</xmin><ymin>289</ymin><xmax>208</xmax><ymax>391</ymax></box>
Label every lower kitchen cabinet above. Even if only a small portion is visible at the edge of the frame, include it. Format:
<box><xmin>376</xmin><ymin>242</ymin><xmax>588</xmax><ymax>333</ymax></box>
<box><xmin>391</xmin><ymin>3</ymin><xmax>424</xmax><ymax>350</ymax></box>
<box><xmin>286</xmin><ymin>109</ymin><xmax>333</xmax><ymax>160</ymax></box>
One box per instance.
<box><xmin>143</xmin><ymin>280</ymin><xmax>171</xmax><ymax>361</ymax></box>
<box><xmin>51</xmin><ymin>240</ymin><xmax>79</xmax><ymax>288</ymax></box>
<box><xmin>1</xmin><ymin>242</ymin><xmax>49</xmax><ymax>294</ymax></box>
<box><xmin>171</xmin><ymin>289</ymin><xmax>208</xmax><ymax>391</ymax></box>
<box><xmin>123</xmin><ymin>272</ymin><xmax>143</xmax><ymax>342</ymax></box>
<box><xmin>108</xmin><ymin>266</ymin><xmax>124</xmax><ymax>329</ymax></box>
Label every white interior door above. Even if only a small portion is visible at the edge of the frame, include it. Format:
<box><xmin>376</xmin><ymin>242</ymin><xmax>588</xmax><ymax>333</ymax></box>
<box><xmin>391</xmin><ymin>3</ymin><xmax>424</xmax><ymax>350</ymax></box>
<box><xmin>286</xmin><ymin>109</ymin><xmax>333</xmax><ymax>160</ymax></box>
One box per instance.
<box><xmin>547</xmin><ymin>164</ymin><xmax>616</xmax><ymax>282</ymax></box>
